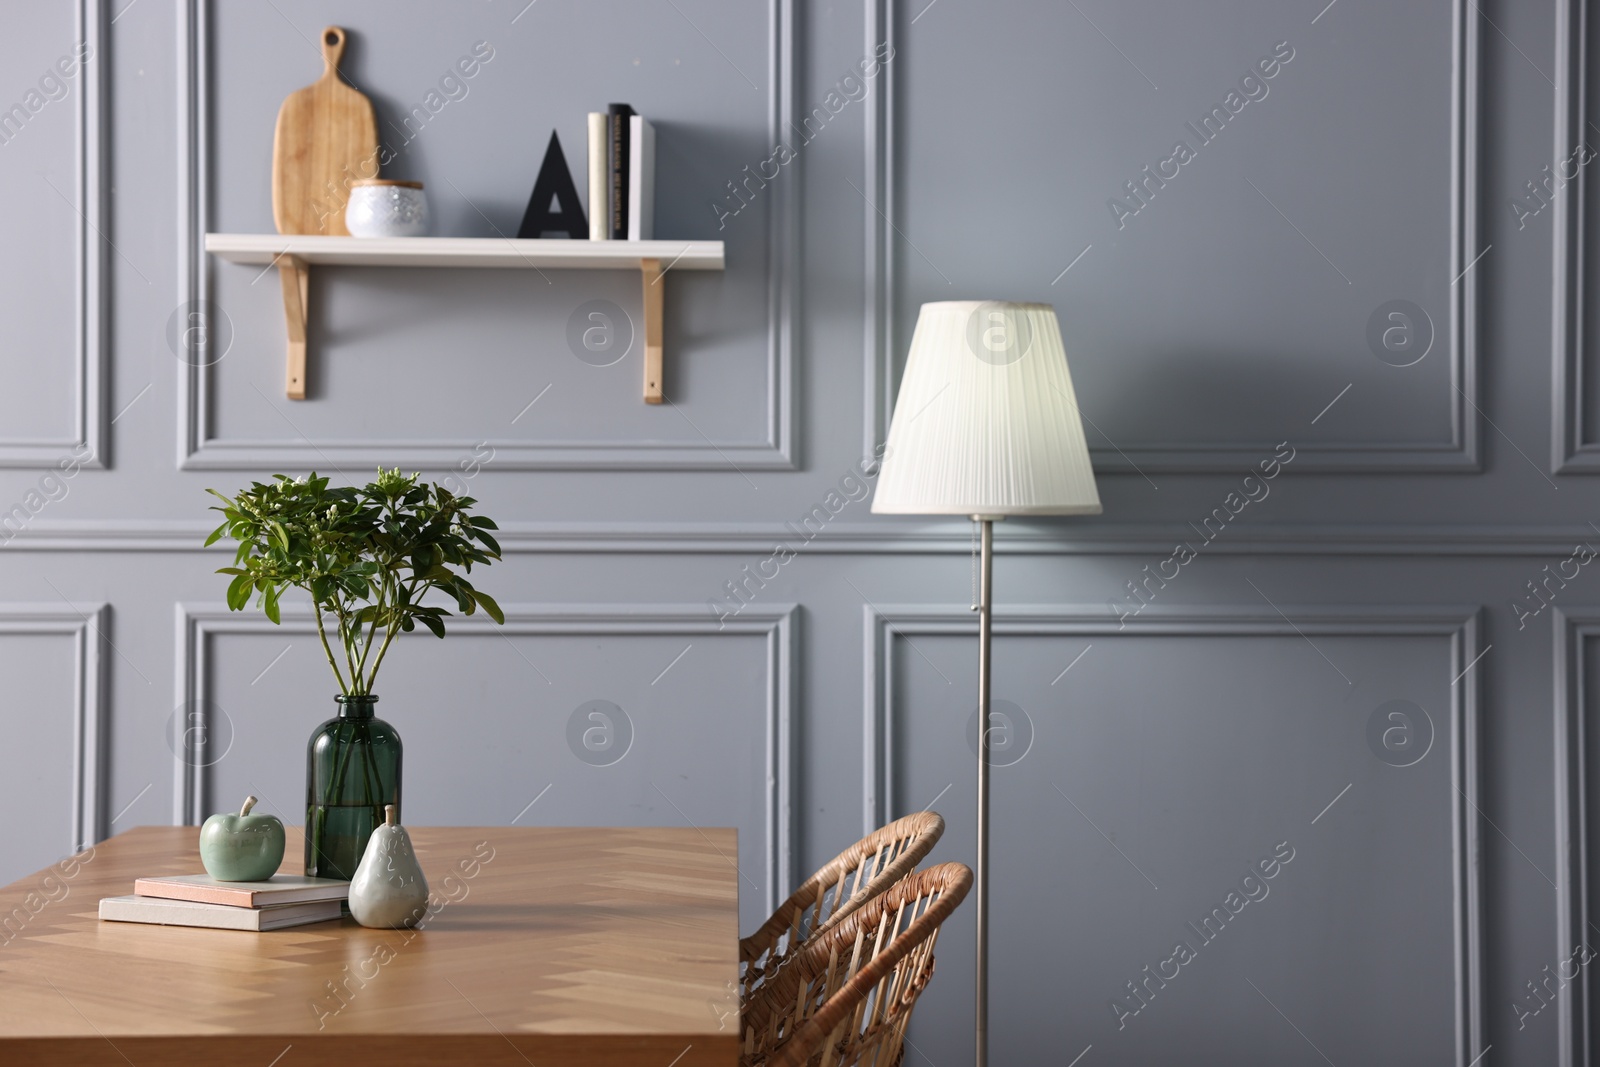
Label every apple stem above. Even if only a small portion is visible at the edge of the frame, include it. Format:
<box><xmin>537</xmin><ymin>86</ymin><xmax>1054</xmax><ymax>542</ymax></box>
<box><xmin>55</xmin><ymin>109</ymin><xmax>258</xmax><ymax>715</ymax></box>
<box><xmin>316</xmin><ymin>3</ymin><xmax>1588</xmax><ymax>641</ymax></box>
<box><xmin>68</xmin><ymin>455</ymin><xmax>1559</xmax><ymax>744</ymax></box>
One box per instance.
<box><xmin>385</xmin><ymin>803</ymin><xmax>397</xmax><ymax>827</ymax></box>
<box><xmin>240</xmin><ymin>795</ymin><xmax>258</xmax><ymax>818</ymax></box>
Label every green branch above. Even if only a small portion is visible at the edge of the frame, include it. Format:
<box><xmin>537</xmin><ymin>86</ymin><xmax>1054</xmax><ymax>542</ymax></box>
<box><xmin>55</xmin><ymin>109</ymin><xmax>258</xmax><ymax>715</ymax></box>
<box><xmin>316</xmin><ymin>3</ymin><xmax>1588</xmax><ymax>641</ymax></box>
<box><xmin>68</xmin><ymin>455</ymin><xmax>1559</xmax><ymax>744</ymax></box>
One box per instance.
<box><xmin>207</xmin><ymin>470</ymin><xmax>504</xmax><ymax>698</ymax></box>
<box><xmin>312</xmin><ymin>604</ymin><xmax>350</xmax><ymax>696</ymax></box>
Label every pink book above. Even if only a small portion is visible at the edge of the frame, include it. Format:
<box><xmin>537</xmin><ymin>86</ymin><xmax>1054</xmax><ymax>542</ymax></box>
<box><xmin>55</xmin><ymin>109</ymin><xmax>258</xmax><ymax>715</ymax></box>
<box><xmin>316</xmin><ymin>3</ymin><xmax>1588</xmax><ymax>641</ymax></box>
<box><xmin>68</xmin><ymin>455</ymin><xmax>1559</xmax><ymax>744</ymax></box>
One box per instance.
<box><xmin>132</xmin><ymin>873</ymin><xmax>348</xmax><ymax>909</ymax></box>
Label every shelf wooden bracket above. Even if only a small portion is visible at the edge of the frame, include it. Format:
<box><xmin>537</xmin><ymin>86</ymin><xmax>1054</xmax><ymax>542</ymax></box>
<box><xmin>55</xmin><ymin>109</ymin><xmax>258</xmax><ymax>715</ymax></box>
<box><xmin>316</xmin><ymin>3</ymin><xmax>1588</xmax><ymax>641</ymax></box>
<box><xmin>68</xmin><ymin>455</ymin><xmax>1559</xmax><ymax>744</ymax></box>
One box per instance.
<box><xmin>276</xmin><ymin>254</ymin><xmax>669</xmax><ymax>403</ymax></box>
<box><xmin>277</xmin><ymin>255</ymin><xmax>309</xmax><ymax>399</ymax></box>
<box><xmin>641</xmin><ymin>257</ymin><xmax>664</xmax><ymax>404</ymax></box>
<box><xmin>206</xmin><ymin>236</ymin><xmax>723</xmax><ymax>402</ymax></box>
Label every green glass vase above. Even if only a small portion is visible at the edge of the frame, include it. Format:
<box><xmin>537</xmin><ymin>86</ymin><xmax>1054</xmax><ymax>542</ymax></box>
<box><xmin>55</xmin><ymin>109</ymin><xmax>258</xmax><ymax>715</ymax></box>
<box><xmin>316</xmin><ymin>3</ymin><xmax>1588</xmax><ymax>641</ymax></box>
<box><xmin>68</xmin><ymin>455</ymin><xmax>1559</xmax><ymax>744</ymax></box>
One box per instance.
<box><xmin>305</xmin><ymin>695</ymin><xmax>402</xmax><ymax>880</ymax></box>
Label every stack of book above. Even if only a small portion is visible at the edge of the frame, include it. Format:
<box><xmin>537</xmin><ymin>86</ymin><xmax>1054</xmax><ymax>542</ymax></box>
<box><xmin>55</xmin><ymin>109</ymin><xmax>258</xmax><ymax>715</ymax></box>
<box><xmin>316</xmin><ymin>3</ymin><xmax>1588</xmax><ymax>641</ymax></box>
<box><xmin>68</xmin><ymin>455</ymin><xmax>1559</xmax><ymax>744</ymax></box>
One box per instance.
<box><xmin>588</xmin><ymin>103</ymin><xmax>655</xmax><ymax>241</ymax></box>
<box><xmin>98</xmin><ymin>873</ymin><xmax>348</xmax><ymax>931</ymax></box>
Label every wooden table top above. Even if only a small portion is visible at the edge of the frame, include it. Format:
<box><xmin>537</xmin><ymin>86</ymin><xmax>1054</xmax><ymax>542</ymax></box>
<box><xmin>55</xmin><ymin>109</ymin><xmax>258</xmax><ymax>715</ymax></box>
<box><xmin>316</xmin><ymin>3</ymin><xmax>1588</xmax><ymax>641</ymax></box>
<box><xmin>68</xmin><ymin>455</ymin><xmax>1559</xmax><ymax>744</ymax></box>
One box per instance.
<box><xmin>0</xmin><ymin>825</ymin><xmax>740</xmax><ymax>1066</ymax></box>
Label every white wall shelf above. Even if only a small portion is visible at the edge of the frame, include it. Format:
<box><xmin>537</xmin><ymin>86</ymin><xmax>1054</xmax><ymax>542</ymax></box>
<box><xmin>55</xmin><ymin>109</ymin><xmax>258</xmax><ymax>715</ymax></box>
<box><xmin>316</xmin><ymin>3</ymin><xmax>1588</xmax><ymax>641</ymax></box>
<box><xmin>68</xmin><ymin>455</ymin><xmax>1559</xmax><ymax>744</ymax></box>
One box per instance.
<box><xmin>205</xmin><ymin>234</ymin><xmax>726</xmax><ymax>402</ymax></box>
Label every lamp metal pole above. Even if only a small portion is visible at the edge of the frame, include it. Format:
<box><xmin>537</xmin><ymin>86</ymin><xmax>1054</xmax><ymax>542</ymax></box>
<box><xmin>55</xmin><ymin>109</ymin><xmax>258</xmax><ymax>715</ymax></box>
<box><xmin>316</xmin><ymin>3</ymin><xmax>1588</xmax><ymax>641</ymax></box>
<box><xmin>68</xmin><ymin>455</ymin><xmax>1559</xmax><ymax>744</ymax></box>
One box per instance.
<box><xmin>975</xmin><ymin>516</ymin><xmax>994</xmax><ymax>1067</ymax></box>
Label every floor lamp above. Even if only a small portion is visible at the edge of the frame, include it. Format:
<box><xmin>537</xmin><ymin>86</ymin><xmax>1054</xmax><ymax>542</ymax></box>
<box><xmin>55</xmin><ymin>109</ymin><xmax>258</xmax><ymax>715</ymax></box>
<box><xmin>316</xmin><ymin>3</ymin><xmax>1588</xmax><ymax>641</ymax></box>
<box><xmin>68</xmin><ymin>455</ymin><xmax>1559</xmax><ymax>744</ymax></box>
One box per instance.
<box><xmin>871</xmin><ymin>301</ymin><xmax>1102</xmax><ymax>1067</ymax></box>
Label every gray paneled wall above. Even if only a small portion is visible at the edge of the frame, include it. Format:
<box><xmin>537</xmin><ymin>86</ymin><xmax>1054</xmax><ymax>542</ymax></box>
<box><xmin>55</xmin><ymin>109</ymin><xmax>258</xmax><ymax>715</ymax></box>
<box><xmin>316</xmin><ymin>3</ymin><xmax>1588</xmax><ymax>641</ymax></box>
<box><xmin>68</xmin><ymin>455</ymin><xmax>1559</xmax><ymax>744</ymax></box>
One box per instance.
<box><xmin>0</xmin><ymin>0</ymin><xmax>1593</xmax><ymax>1063</ymax></box>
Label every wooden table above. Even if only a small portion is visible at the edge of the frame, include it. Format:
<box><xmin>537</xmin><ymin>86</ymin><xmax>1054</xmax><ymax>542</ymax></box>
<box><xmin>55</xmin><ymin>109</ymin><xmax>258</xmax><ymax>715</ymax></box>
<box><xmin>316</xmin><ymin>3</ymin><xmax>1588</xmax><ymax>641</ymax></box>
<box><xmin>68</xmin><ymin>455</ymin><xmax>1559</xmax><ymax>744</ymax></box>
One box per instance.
<box><xmin>0</xmin><ymin>825</ymin><xmax>740</xmax><ymax>1065</ymax></box>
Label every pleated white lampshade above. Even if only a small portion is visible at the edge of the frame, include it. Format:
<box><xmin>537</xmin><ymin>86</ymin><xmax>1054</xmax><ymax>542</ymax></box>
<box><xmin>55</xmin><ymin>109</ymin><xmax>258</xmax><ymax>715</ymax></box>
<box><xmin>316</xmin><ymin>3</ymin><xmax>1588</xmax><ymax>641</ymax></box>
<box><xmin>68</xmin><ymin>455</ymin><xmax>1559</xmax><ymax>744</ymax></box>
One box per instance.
<box><xmin>872</xmin><ymin>301</ymin><xmax>1102</xmax><ymax>516</ymax></box>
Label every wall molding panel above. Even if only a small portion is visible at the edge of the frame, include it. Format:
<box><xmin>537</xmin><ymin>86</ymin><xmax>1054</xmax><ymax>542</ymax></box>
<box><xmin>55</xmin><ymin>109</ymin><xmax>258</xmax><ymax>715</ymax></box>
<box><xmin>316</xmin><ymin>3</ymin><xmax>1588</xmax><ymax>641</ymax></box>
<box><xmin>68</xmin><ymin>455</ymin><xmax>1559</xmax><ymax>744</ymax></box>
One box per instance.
<box><xmin>1555</xmin><ymin>607</ymin><xmax>1598</xmax><ymax>1067</ymax></box>
<box><xmin>0</xmin><ymin>0</ymin><xmax>107</xmax><ymax>469</ymax></box>
<box><xmin>173</xmin><ymin>601</ymin><xmax>795</xmax><ymax>913</ymax></box>
<box><xmin>862</xmin><ymin>602</ymin><xmax>1484</xmax><ymax>1067</ymax></box>
<box><xmin>1553</xmin><ymin>0</ymin><xmax>1595</xmax><ymax>474</ymax></box>
<box><xmin>0</xmin><ymin>603</ymin><xmax>109</xmax><ymax>855</ymax></box>
<box><xmin>174</xmin><ymin>0</ymin><xmax>796</xmax><ymax>472</ymax></box>
<box><xmin>864</xmin><ymin>0</ymin><xmax>1481</xmax><ymax>473</ymax></box>
<box><xmin>17</xmin><ymin>519</ymin><xmax>1600</xmax><ymax>556</ymax></box>
<box><xmin>861</xmin><ymin>0</ymin><xmax>895</xmax><ymax>464</ymax></box>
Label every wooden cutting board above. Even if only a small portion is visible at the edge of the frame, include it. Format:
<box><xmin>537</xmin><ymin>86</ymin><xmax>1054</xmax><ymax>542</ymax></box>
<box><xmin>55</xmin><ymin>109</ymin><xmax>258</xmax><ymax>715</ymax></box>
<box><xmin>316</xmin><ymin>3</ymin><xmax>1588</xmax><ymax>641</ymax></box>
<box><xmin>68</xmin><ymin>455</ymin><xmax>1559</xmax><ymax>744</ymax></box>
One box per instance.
<box><xmin>271</xmin><ymin>26</ymin><xmax>377</xmax><ymax>236</ymax></box>
<box><xmin>270</xmin><ymin>26</ymin><xmax>376</xmax><ymax>398</ymax></box>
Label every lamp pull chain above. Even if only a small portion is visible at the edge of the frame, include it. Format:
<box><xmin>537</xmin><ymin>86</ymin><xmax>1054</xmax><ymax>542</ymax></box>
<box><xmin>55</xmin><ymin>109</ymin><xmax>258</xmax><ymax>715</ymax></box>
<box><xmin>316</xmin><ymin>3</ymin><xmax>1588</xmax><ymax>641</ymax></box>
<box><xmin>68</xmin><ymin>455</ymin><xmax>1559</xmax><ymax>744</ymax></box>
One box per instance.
<box><xmin>970</xmin><ymin>518</ymin><xmax>979</xmax><ymax>611</ymax></box>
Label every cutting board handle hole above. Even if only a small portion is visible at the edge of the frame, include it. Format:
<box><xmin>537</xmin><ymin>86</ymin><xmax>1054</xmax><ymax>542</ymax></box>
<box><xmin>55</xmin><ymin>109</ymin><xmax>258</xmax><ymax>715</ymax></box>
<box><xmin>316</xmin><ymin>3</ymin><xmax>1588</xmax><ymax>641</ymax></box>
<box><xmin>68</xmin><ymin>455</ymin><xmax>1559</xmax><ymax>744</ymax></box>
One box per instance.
<box><xmin>321</xmin><ymin>26</ymin><xmax>346</xmax><ymax>70</ymax></box>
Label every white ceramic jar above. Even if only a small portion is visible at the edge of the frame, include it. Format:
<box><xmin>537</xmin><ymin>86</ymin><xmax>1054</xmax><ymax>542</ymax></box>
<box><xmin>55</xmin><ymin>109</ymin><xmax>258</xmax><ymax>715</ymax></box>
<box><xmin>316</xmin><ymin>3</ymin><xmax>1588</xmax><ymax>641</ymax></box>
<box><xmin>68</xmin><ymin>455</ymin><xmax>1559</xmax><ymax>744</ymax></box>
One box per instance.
<box><xmin>345</xmin><ymin>179</ymin><xmax>429</xmax><ymax>238</ymax></box>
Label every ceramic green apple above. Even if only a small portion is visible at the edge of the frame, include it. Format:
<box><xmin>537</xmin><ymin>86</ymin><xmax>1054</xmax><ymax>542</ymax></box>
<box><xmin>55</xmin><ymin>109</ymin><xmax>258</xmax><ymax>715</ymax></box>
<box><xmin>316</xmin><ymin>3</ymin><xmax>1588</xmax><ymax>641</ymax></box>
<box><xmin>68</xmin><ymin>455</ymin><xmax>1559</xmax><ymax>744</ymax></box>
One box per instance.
<box><xmin>199</xmin><ymin>795</ymin><xmax>286</xmax><ymax>881</ymax></box>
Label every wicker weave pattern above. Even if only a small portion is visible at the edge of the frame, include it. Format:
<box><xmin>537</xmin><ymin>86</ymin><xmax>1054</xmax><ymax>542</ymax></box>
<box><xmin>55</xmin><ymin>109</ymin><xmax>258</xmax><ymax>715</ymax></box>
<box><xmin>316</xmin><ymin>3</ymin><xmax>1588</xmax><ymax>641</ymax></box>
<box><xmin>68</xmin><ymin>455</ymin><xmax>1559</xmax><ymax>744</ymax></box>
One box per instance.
<box><xmin>739</xmin><ymin>812</ymin><xmax>944</xmax><ymax>999</ymax></box>
<box><xmin>740</xmin><ymin>862</ymin><xmax>973</xmax><ymax>1067</ymax></box>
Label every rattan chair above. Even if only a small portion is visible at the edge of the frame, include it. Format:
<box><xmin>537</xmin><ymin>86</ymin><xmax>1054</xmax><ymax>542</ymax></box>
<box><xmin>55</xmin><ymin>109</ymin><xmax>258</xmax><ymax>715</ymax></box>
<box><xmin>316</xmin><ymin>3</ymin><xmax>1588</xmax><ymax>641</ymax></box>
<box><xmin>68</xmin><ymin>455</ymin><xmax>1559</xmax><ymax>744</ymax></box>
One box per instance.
<box><xmin>740</xmin><ymin>861</ymin><xmax>973</xmax><ymax>1067</ymax></box>
<box><xmin>740</xmin><ymin>812</ymin><xmax>944</xmax><ymax>999</ymax></box>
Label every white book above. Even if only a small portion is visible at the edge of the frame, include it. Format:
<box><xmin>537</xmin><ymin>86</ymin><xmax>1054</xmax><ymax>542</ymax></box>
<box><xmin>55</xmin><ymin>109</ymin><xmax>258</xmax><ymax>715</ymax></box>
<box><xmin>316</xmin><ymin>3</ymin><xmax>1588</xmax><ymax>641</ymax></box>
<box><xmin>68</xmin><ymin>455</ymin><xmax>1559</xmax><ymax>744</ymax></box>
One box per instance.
<box><xmin>627</xmin><ymin>114</ymin><xmax>655</xmax><ymax>241</ymax></box>
<box><xmin>587</xmin><ymin>111</ymin><xmax>609</xmax><ymax>241</ymax></box>
<box><xmin>99</xmin><ymin>894</ymin><xmax>344</xmax><ymax>931</ymax></box>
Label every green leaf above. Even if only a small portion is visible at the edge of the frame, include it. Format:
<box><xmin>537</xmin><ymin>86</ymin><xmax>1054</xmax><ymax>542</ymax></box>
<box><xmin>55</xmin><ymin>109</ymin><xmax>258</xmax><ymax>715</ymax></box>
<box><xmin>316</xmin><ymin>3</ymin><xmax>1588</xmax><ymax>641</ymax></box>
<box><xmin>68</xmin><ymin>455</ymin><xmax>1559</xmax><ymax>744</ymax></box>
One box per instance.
<box><xmin>472</xmin><ymin>589</ymin><xmax>505</xmax><ymax>625</ymax></box>
<box><xmin>205</xmin><ymin>469</ymin><xmax>502</xmax><ymax>686</ymax></box>
<box><xmin>263</xmin><ymin>585</ymin><xmax>281</xmax><ymax>625</ymax></box>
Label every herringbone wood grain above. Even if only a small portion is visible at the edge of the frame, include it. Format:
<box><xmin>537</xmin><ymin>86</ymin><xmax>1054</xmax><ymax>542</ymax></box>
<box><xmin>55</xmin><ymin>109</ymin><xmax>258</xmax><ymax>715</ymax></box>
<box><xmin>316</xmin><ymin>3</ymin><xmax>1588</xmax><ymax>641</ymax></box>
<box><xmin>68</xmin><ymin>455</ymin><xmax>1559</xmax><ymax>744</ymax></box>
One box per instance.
<box><xmin>0</xmin><ymin>825</ymin><xmax>740</xmax><ymax>1065</ymax></box>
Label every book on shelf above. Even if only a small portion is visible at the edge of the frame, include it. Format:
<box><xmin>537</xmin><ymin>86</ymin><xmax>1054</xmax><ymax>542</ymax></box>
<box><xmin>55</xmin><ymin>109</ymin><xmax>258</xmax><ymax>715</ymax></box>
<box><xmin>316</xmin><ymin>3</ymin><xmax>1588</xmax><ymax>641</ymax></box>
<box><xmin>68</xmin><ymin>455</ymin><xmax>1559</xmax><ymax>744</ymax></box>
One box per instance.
<box><xmin>131</xmin><ymin>873</ymin><xmax>350</xmax><ymax>909</ymax></box>
<box><xmin>99</xmin><ymin>894</ymin><xmax>343</xmax><ymax>932</ymax></box>
<box><xmin>627</xmin><ymin>114</ymin><xmax>655</xmax><ymax>241</ymax></box>
<box><xmin>587</xmin><ymin>111</ymin><xmax>609</xmax><ymax>241</ymax></box>
<box><xmin>589</xmin><ymin>104</ymin><xmax>656</xmax><ymax>242</ymax></box>
<box><xmin>607</xmin><ymin>102</ymin><xmax>635</xmax><ymax>240</ymax></box>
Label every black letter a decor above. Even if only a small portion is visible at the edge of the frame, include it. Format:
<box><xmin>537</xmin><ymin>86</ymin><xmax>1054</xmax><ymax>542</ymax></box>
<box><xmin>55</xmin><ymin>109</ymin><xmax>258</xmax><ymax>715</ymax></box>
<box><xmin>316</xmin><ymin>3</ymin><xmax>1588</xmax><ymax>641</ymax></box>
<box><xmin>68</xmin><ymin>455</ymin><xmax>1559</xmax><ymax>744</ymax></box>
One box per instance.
<box><xmin>517</xmin><ymin>131</ymin><xmax>587</xmax><ymax>239</ymax></box>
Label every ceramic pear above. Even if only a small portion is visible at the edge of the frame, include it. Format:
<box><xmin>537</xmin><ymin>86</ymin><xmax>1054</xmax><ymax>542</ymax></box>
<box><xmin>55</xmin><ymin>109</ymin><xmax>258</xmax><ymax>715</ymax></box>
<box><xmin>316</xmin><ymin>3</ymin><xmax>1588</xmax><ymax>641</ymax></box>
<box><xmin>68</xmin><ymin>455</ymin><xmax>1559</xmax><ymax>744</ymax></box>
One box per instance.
<box><xmin>199</xmin><ymin>795</ymin><xmax>285</xmax><ymax>881</ymax></box>
<box><xmin>349</xmin><ymin>804</ymin><xmax>429</xmax><ymax>929</ymax></box>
